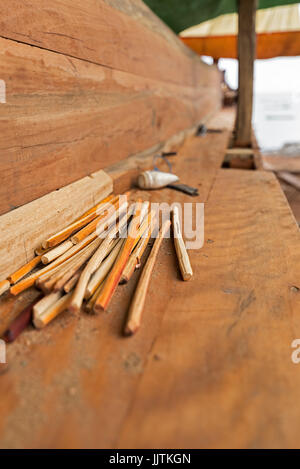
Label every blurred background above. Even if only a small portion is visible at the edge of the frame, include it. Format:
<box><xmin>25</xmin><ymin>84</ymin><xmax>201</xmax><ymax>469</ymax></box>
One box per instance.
<box><xmin>203</xmin><ymin>54</ymin><xmax>300</xmax><ymax>153</ymax></box>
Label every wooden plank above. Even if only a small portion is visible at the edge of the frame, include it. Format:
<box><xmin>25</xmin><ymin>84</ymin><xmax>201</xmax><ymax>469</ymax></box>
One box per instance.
<box><xmin>106</xmin><ymin>108</ymin><xmax>232</xmax><ymax>194</ymax></box>
<box><xmin>1</xmin><ymin>164</ymin><xmax>299</xmax><ymax>448</ymax></box>
<box><xmin>235</xmin><ymin>0</ymin><xmax>257</xmax><ymax>147</ymax></box>
<box><xmin>2</xmin><ymin>112</ymin><xmax>300</xmax><ymax>448</ymax></box>
<box><xmin>0</xmin><ymin>0</ymin><xmax>206</xmax><ymax>87</ymax></box>
<box><xmin>279</xmin><ymin>181</ymin><xmax>300</xmax><ymax>224</ymax></box>
<box><xmin>277</xmin><ymin>172</ymin><xmax>300</xmax><ymax>191</ymax></box>
<box><xmin>117</xmin><ymin>170</ymin><xmax>300</xmax><ymax>449</ymax></box>
<box><xmin>0</xmin><ymin>115</ymin><xmax>233</xmax><ymax>449</ymax></box>
<box><xmin>0</xmin><ymin>170</ymin><xmax>112</xmax><ymax>281</ymax></box>
<box><xmin>0</xmin><ymin>36</ymin><xmax>220</xmax><ymax>215</ymax></box>
<box><xmin>226</xmin><ymin>148</ymin><xmax>254</xmax><ymax>156</ymax></box>
<box><xmin>262</xmin><ymin>155</ymin><xmax>300</xmax><ymax>173</ymax></box>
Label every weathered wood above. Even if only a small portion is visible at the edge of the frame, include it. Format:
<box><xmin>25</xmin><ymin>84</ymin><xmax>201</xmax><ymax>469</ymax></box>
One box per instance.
<box><xmin>235</xmin><ymin>0</ymin><xmax>257</xmax><ymax>147</ymax></box>
<box><xmin>262</xmin><ymin>155</ymin><xmax>300</xmax><ymax>173</ymax></box>
<box><xmin>225</xmin><ymin>147</ymin><xmax>255</xmax><ymax>169</ymax></box>
<box><xmin>0</xmin><ymin>110</ymin><xmax>232</xmax><ymax>322</ymax></box>
<box><xmin>226</xmin><ymin>148</ymin><xmax>254</xmax><ymax>156</ymax></box>
<box><xmin>0</xmin><ymin>170</ymin><xmax>112</xmax><ymax>280</ymax></box>
<box><xmin>277</xmin><ymin>172</ymin><xmax>300</xmax><ymax>191</ymax></box>
<box><xmin>0</xmin><ymin>161</ymin><xmax>299</xmax><ymax>448</ymax></box>
<box><xmin>0</xmin><ymin>35</ymin><xmax>220</xmax><ymax>215</ymax></box>
<box><xmin>0</xmin><ymin>0</ymin><xmax>204</xmax><ymax>86</ymax></box>
<box><xmin>107</xmin><ymin>109</ymin><xmax>234</xmax><ymax>194</ymax></box>
<box><xmin>279</xmin><ymin>180</ymin><xmax>300</xmax><ymax>225</ymax></box>
<box><xmin>117</xmin><ymin>170</ymin><xmax>300</xmax><ymax>449</ymax></box>
<box><xmin>1</xmin><ymin>111</ymin><xmax>299</xmax><ymax>448</ymax></box>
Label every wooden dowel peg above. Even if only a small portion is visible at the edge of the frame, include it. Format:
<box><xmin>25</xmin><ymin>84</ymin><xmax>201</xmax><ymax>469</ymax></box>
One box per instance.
<box><xmin>94</xmin><ymin>201</ymin><xmax>148</xmax><ymax>312</ymax></box>
<box><xmin>63</xmin><ymin>270</ymin><xmax>82</xmax><ymax>293</ymax></box>
<box><xmin>33</xmin><ymin>293</ymin><xmax>72</xmax><ymax>329</ymax></box>
<box><xmin>85</xmin><ymin>238</ymin><xmax>123</xmax><ymax>299</ymax></box>
<box><xmin>10</xmin><ymin>233</ymin><xmax>101</xmax><ymax>296</ymax></box>
<box><xmin>42</xmin><ymin>194</ymin><xmax>116</xmax><ymax>249</ymax></box>
<box><xmin>172</xmin><ymin>206</ymin><xmax>193</xmax><ymax>281</ymax></box>
<box><xmin>120</xmin><ymin>215</ymin><xmax>156</xmax><ymax>284</ymax></box>
<box><xmin>8</xmin><ymin>256</ymin><xmax>42</xmax><ymax>285</ymax></box>
<box><xmin>85</xmin><ymin>282</ymin><xmax>103</xmax><ymax>313</ymax></box>
<box><xmin>124</xmin><ymin>219</ymin><xmax>171</xmax><ymax>336</ymax></box>
<box><xmin>41</xmin><ymin>240</ymin><xmax>74</xmax><ymax>264</ymax></box>
<box><xmin>69</xmin><ymin>205</ymin><xmax>133</xmax><ymax>313</ymax></box>
<box><xmin>33</xmin><ymin>291</ymin><xmax>62</xmax><ymax>319</ymax></box>
<box><xmin>35</xmin><ymin>245</ymin><xmax>50</xmax><ymax>256</ymax></box>
<box><xmin>71</xmin><ymin>196</ymin><xmax>128</xmax><ymax>244</ymax></box>
<box><xmin>0</xmin><ymin>279</ymin><xmax>10</xmax><ymax>297</ymax></box>
<box><xmin>41</xmin><ymin>242</ymin><xmax>97</xmax><ymax>293</ymax></box>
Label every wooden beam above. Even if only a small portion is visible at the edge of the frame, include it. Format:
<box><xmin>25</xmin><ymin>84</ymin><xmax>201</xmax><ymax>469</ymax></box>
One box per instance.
<box><xmin>1</xmin><ymin>116</ymin><xmax>300</xmax><ymax>447</ymax></box>
<box><xmin>235</xmin><ymin>0</ymin><xmax>257</xmax><ymax>147</ymax></box>
<box><xmin>0</xmin><ymin>0</ymin><xmax>221</xmax><ymax>216</ymax></box>
<box><xmin>0</xmin><ymin>0</ymin><xmax>203</xmax><ymax>86</ymax></box>
<box><xmin>0</xmin><ymin>170</ymin><xmax>112</xmax><ymax>280</ymax></box>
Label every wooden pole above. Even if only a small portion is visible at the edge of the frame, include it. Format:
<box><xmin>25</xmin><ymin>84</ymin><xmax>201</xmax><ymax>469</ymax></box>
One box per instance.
<box><xmin>235</xmin><ymin>0</ymin><xmax>257</xmax><ymax>148</ymax></box>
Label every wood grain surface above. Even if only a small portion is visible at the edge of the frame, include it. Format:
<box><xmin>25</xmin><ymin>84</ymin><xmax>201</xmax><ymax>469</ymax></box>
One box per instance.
<box><xmin>0</xmin><ymin>0</ymin><xmax>221</xmax><ymax>215</ymax></box>
<box><xmin>0</xmin><ymin>170</ymin><xmax>112</xmax><ymax>280</ymax></box>
<box><xmin>0</xmin><ymin>0</ymin><xmax>204</xmax><ymax>86</ymax></box>
<box><xmin>1</xmin><ymin>110</ymin><xmax>300</xmax><ymax>448</ymax></box>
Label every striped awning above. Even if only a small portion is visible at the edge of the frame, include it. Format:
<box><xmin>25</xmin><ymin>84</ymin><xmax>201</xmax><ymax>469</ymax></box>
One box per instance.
<box><xmin>179</xmin><ymin>4</ymin><xmax>300</xmax><ymax>59</ymax></box>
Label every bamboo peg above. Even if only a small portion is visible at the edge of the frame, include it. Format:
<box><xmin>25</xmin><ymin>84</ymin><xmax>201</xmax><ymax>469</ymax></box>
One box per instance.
<box><xmin>41</xmin><ymin>240</ymin><xmax>74</xmax><ymax>264</ymax></box>
<box><xmin>63</xmin><ymin>270</ymin><xmax>82</xmax><ymax>293</ymax></box>
<box><xmin>8</xmin><ymin>256</ymin><xmax>42</xmax><ymax>285</ymax></box>
<box><xmin>11</xmin><ymin>233</ymin><xmax>102</xmax><ymax>296</ymax></box>
<box><xmin>71</xmin><ymin>196</ymin><xmax>126</xmax><ymax>244</ymax></box>
<box><xmin>36</xmin><ymin>260</ymin><xmax>72</xmax><ymax>290</ymax></box>
<box><xmin>40</xmin><ymin>241</ymin><xmax>99</xmax><ymax>293</ymax></box>
<box><xmin>124</xmin><ymin>219</ymin><xmax>171</xmax><ymax>336</ymax></box>
<box><xmin>172</xmin><ymin>206</ymin><xmax>193</xmax><ymax>281</ymax></box>
<box><xmin>69</xmin><ymin>204</ymin><xmax>132</xmax><ymax>313</ymax></box>
<box><xmin>85</xmin><ymin>238</ymin><xmax>124</xmax><ymax>299</ymax></box>
<box><xmin>53</xmin><ymin>256</ymin><xmax>88</xmax><ymax>292</ymax></box>
<box><xmin>42</xmin><ymin>194</ymin><xmax>116</xmax><ymax>249</ymax></box>
<box><xmin>94</xmin><ymin>202</ymin><xmax>150</xmax><ymax>312</ymax></box>
<box><xmin>40</xmin><ymin>261</ymin><xmax>77</xmax><ymax>293</ymax></box>
<box><xmin>36</xmin><ymin>241</ymin><xmax>92</xmax><ymax>286</ymax></box>
<box><xmin>120</xmin><ymin>215</ymin><xmax>156</xmax><ymax>284</ymax></box>
<box><xmin>35</xmin><ymin>245</ymin><xmax>50</xmax><ymax>256</ymax></box>
<box><xmin>0</xmin><ymin>279</ymin><xmax>10</xmax><ymax>297</ymax></box>
<box><xmin>33</xmin><ymin>291</ymin><xmax>62</xmax><ymax>319</ymax></box>
<box><xmin>85</xmin><ymin>282</ymin><xmax>103</xmax><ymax>313</ymax></box>
<box><xmin>33</xmin><ymin>293</ymin><xmax>72</xmax><ymax>329</ymax></box>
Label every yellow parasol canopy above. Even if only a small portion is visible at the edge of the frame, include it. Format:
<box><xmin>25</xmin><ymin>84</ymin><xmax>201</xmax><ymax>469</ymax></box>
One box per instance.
<box><xmin>180</xmin><ymin>4</ymin><xmax>300</xmax><ymax>59</ymax></box>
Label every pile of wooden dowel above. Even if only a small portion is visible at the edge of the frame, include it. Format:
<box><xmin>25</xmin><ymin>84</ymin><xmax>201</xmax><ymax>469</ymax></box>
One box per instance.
<box><xmin>0</xmin><ymin>192</ymin><xmax>193</xmax><ymax>341</ymax></box>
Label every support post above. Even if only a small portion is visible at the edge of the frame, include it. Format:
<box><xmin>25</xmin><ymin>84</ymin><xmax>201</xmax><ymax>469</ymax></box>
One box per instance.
<box><xmin>235</xmin><ymin>0</ymin><xmax>257</xmax><ymax>147</ymax></box>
